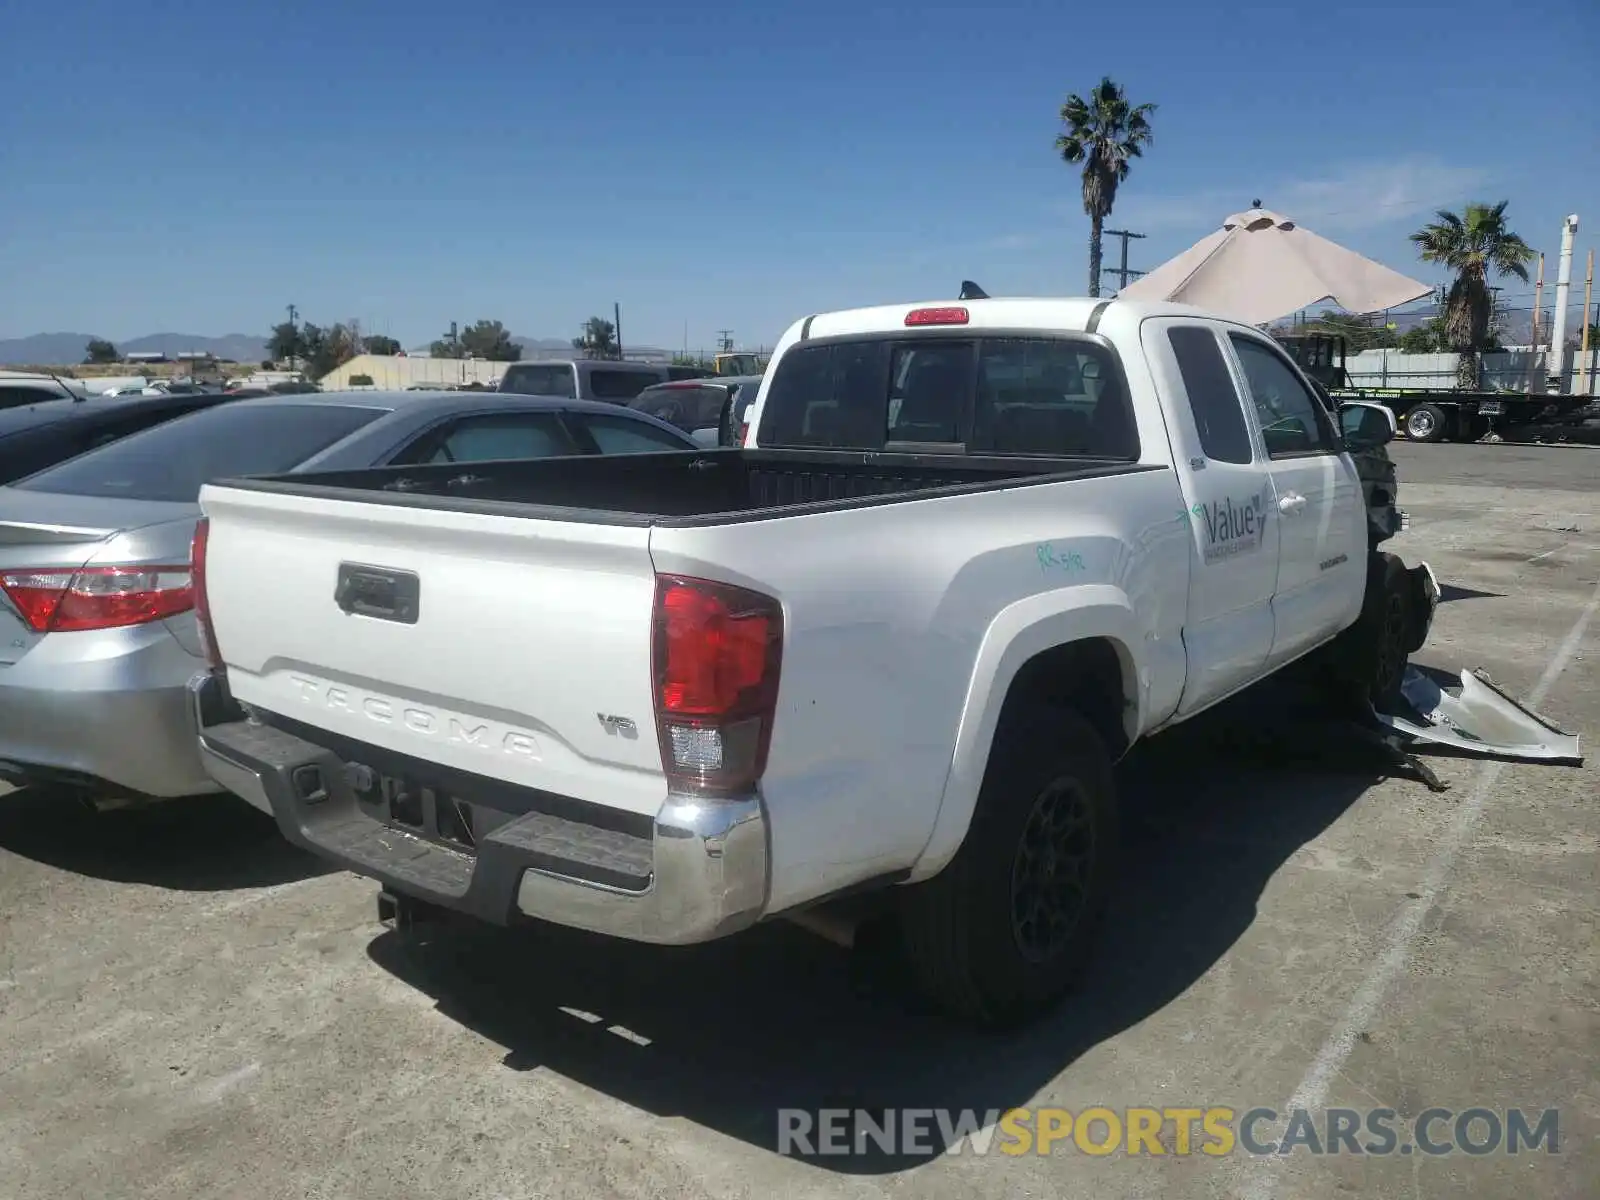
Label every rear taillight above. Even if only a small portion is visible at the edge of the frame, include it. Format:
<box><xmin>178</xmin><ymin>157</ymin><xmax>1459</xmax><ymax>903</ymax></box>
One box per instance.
<box><xmin>0</xmin><ymin>564</ymin><xmax>193</xmax><ymax>633</ymax></box>
<box><xmin>651</xmin><ymin>574</ymin><xmax>783</xmax><ymax>795</ymax></box>
<box><xmin>191</xmin><ymin>518</ymin><xmax>223</xmax><ymax>669</ymax></box>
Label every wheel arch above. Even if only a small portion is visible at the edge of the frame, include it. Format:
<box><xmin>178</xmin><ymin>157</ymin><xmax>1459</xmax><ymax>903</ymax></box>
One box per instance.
<box><xmin>908</xmin><ymin>587</ymin><xmax>1143</xmax><ymax>883</ymax></box>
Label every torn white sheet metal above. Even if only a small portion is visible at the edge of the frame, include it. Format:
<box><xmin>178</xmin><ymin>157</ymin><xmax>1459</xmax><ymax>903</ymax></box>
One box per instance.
<box><xmin>1377</xmin><ymin>667</ymin><xmax>1583</xmax><ymax>764</ymax></box>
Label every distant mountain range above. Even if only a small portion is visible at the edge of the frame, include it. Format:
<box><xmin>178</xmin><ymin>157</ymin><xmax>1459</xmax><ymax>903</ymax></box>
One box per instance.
<box><xmin>0</xmin><ymin>330</ymin><xmax>674</xmax><ymax>367</ymax></box>
<box><xmin>0</xmin><ymin>331</ymin><xmax>271</xmax><ymax>366</ymax></box>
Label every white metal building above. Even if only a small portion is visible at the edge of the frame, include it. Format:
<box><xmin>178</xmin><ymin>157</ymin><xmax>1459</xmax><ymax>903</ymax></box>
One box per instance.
<box><xmin>318</xmin><ymin>354</ymin><xmax>511</xmax><ymax>391</ymax></box>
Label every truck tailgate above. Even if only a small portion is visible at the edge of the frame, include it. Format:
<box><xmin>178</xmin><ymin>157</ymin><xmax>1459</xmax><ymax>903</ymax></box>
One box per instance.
<box><xmin>199</xmin><ymin>483</ymin><xmax>667</xmax><ymax>816</ymax></box>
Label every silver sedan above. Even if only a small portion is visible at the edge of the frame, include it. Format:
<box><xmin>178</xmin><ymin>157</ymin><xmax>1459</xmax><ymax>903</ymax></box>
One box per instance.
<box><xmin>0</xmin><ymin>390</ymin><xmax>696</xmax><ymax>804</ymax></box>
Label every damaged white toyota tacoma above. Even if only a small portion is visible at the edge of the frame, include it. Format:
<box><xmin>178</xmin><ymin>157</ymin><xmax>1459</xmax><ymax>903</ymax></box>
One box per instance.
<box><xmin>188</xmin><ymin>296</ymin><xmax>1438</xmax><ymax>1026</ymax></box>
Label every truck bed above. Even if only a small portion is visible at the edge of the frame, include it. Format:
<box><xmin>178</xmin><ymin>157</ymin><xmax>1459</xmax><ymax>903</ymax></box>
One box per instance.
<box><xmin>219</xmin><ymin>447</ymin><xmax>1159</xmax><ymax>527</ymax></box>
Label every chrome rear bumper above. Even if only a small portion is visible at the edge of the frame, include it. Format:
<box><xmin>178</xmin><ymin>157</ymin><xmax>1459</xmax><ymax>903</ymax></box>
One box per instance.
<box><xmin>188</xmin><ymin>671</ymin><xmax>770</xmax><ymax>943</ymax></box>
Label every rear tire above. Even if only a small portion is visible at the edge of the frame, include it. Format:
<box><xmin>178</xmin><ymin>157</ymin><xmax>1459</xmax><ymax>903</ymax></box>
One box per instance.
<box><xmin>898</xmin><ymin>707</ymin><xmax>1118</xmax><ymax>1028</ymax></box>
<box><xmin>1404</xmin><ymin>403</ymin><xmax>1447</xmax><ymax>443</ymax></box>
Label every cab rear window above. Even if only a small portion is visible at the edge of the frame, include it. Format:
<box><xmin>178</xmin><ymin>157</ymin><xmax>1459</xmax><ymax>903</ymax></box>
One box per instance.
<box><xmin>757</xmin><ymin>335</ymin><xmax>1138</xmax><ymax>459</ymax></box>
<box><xmin>500</xmin><ymin>364</ymin><xmax>576</xmax><ymax>397</ymax></box>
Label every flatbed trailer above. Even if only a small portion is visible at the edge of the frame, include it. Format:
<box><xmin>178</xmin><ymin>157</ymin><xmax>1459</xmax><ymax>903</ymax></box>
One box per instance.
<box><xmin>1275</xmin><ymin>331</ymin><xmax>1592</xmax><ymax>443</ymax></box>
<box><xmin>1329</xmin><ymin>386</ymin><xmax>1591</xmax><ymax>443</ymax></box>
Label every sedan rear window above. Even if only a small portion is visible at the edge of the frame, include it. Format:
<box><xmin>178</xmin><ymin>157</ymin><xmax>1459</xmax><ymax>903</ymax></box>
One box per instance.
<box><xmin>13</xmin><ymin>403</ymin><xmax>387</xmax><ymax>502</ymax></box>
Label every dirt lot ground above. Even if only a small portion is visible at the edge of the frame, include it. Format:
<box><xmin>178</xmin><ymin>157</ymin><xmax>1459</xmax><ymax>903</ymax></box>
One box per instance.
<box><xmin>1</xmin><ymin>442</ymin><xmax>1595</xmax><ymax>1200</ymax></box>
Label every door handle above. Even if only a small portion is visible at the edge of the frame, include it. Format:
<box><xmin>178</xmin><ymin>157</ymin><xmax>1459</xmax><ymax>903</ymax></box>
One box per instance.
<box><xmin>1278</xmin><ymin>493</ymin><xmax>1307</xmax><ymax>515</ymax></box>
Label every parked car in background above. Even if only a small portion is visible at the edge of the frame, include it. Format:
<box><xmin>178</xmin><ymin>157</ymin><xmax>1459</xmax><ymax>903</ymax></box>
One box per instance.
<box><xmin>0</xmin><ymin>391</ymin><xmax>241</xmax><ymax>485</ymax></box>
<box><xmin>498</xmin><ymin>359</ymin><xmax>671</xmax><ymax>402</ymax></box>
<box><xmin>626</xmin><ymin>374</ymin><xmax>764</xmax><ymax>446</ymax></box>
<box><xmin>0</xmin><ymin>390</ymin><xmax>696</xmax><ymax>807</ymax></box>
<box><xmin>0</xmin><ymin>371</ymin><xmax>91</xmax><ymax>408</ymax></box>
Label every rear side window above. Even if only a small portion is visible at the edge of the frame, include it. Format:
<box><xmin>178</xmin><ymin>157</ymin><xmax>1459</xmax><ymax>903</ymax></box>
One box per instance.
<box><xmin>12</xmin><ymin>403</ymin><xmax>386</xmax><ymax>502</ymax></box>
<box><xmin>500</xmin><ymin>364</ymin><xmax>576</xmax><ymax>397</ymax></box>
<box><xmin>577</xmin><ymin>413</ymin><xmax>692</xmax><ymax>453</ymax></box>
<box><xmin>1168</xmin><ymin>326</ymin><xmax>1255</xmax><ymax>464</ymax></box>
<box><xmin>414</xmin><ymin>414</ymin><xmax>572</xmax><ymax>464</ymax></box>
<box><xmin>588</xmin><ymin>369</ymin><xmax>658</xmax><ymax>401</ymax></box>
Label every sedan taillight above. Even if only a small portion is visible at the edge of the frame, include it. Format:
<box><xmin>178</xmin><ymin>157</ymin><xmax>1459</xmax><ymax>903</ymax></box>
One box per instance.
<box><xmin>0</xmin><ymin>565</ymin><xmax>194</xmax><ymax>633</ymax></box>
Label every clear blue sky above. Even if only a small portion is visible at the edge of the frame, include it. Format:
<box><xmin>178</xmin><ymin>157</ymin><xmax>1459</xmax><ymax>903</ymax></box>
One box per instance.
<box><xmin>4</xmin><ymin>0</ymin><xmax>1596</xmax><ymax>351</ymax></box>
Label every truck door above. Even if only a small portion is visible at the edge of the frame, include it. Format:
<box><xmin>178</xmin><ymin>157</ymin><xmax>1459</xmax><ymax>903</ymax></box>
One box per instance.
<box><xmin>1143</xmin><ymin>319</ymin><xmax>1281</xmax><ymax>716</ymax></box>
<box><xmin>1224</xmin><ymin>333</ymin><xmax>1366</xmax><ymax>668</ymax></box>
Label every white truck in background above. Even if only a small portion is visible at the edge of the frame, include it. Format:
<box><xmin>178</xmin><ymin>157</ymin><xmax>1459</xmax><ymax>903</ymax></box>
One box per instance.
<box><xmin>188</xmin><ymin>296</ymin><xmax>1437</xmax><ymax>1027</ymax></box>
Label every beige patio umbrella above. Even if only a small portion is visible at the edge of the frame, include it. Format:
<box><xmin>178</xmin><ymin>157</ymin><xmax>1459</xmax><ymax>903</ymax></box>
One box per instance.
<box><xmin>1116</xmin><ymin>204</ymin><xmax>1434</xmax><ymax>324</ymax></box>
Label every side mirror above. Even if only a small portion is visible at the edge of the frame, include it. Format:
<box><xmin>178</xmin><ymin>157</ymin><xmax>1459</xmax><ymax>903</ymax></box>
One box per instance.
<box><xmin>1340</xmin><ymin>401</ymin><xmax>1396</xmax><ymax>449</ymax></box>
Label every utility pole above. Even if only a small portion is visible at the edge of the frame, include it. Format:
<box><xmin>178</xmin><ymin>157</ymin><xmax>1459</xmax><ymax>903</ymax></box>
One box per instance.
<box><xmin>286</xmin><ymin>303</ymin><xmax>298</xmax><ymax>373</ymax></box>
<box><xmin>1100</xmin><ymin>229</ymin><xmax>1147</xmax><ymax>293</ymax></box>
<box><xmin>1532</xmin><ymin>254</ymin><xmax>1546</xmax><ymax>348</ymax></box>
<box><xmin>614</xmin><ymin>302</ymin><xmax>624</xmax><ymax>361</ymax></box>
<box><xmin>1579</xmin><ymin>251</ymin><xmax>1594</xmax><ymax>397</ymax></box>
<box><xmin>716</xmin><ymin>330</ymin><xmax>734</xmax><ymax>354</ymax></box>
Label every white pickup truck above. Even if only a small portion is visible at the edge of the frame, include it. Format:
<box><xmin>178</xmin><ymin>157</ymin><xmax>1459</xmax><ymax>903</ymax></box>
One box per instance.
<box><xmin>188</xmin><ymin>296</ymin><xmax>1438</xmax><ymax>1026</ymax></box>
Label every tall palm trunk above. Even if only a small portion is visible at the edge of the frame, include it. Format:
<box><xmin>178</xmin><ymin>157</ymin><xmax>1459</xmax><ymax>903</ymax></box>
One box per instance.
<box><xmin>1088</xmin><ymin>212</ymin><xmax>1104</xmax><ymax>298</ymax></box>
<box><xmin>1456</xmin><ymin>351</ymin><xmax>1480</xmax><ymax>390</ymax></box>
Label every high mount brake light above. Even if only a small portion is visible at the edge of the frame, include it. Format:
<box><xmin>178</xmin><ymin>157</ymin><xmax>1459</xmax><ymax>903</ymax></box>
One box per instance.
<box><xmin>0</xmin><ymin>564</ymin><xmax>194</xmax><ymax>633</ymax></box>
<box><xmin>191</xmin><ymin>518</ymin><xmax>224</xmax><ymax>669</ymax></box>
<box><xmin>904</xmin><ymin>306</ymin><xmax>969</xmax><ymax>327</ymax></box>
<box><xmin>651</xmin><ymin>574</ymin><xmax>783</xmax><ymax>795</ymax></box>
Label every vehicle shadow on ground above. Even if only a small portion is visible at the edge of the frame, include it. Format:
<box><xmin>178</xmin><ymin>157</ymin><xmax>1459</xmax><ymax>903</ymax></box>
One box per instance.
<box><xmin>1438</xmin><ymin>582</ymin><xmax>1504</xmax><ymax>604</ymax></box>
<box><xmin>367</xmin><ymin>681</ymin><xmax>1407</xmax><ymax>1174</ymax></box>
<box><xmin>0</xmin><ymin>787</ymin><xmax>336</xmax><ymax>890</ymax></box>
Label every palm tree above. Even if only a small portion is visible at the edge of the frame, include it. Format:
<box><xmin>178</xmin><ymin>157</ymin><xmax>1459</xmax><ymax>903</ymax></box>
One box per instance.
<box><xmin>1410</xmin><ymin>202</ymin><xmax>1535</xmax><ymax>389</ymax></box>
<box><xmin>573</xmin><ymin>316</ymin><xmax>618</xmax><ymax>359</ymax></box>
<box><xmin>1056</xmin><ymin>77</ymin><xmax>1156</xmax><ymax>298</ymax></box>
